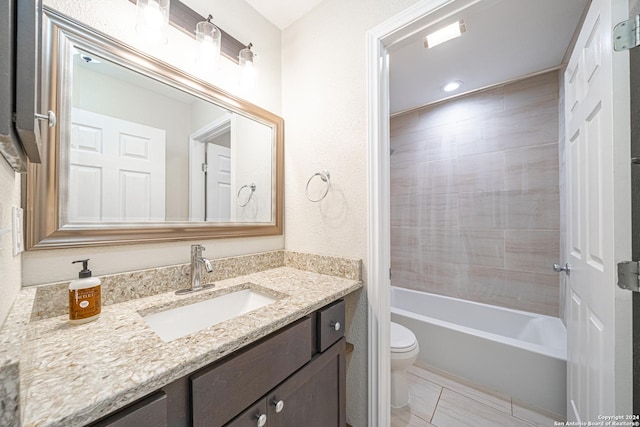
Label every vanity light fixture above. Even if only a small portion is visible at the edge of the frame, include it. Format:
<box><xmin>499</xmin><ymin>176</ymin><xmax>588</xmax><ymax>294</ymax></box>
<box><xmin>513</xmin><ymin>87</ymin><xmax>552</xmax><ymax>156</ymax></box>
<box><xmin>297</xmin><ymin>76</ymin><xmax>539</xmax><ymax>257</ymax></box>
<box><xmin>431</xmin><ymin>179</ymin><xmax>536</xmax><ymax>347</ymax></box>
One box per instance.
<box><xmin>441</xmin><ymin>80</ymin><xmax>463</xmax><ymax>92</ymax></box>
<box><xmin>135</xmin><ymin>0</ymin><xmax>170</xmax><ymax>44</ymax></box>
<box><xmin>131</xmin><ymin>0</ymin><xmax>258</xmax><ymax>90</ymax></box>
<box><xmin>238</xmin><ymin>43</ymin><xmax>258</xmax><ymax>90</ymax></box>
<box><xmin>195</xmin><ymin>15</ymin><xmax>222</xmax><ymax>69</ymax></box>
<box><xmin>424</xmin><ymin>20</ymin><xmax>466</xmax><ymax>49</ymax></box>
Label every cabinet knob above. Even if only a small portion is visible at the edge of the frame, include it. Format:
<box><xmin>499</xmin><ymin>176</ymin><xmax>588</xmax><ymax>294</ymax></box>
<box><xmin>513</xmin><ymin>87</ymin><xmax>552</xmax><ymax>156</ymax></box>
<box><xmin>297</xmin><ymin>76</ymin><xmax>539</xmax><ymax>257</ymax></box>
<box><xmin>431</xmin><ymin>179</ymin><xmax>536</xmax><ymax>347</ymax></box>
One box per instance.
<box><xmin>256</xmin><ymin>413</ymin><xmax>267</xmax><ymax>427</ymax></box>
<box><xmin>330</xmin><ymin>321</ymin><xmax>341</xmax><ymax>331</ymax></box>
<box><xmin>34</xmin><ymin>111</ymin><xmax>56</xmax><ymax>128</ymax></box>
<box><xmin>272</xmin><ymin>399</ymin><xmax>284</xmax><ymax>413</ymax></box>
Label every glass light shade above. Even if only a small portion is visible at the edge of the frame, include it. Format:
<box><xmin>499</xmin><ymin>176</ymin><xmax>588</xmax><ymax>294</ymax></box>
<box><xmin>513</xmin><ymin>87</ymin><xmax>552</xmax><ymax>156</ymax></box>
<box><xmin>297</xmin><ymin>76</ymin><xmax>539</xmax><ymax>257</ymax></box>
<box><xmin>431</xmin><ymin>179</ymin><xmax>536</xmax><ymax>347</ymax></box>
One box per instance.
<box><xmin>195</xmin><ymin>21</ymin><xmax>221</xmax><ymax>68</ymax></box>
<box><xmin>238</xmin><ymin>45</ymin><xmax>258</xmax><ymax>90</ymax></box>
<box><xmin>136</xmin><ymin>0</ymin><xmax>170</xmax><ymax>44</ymax></box>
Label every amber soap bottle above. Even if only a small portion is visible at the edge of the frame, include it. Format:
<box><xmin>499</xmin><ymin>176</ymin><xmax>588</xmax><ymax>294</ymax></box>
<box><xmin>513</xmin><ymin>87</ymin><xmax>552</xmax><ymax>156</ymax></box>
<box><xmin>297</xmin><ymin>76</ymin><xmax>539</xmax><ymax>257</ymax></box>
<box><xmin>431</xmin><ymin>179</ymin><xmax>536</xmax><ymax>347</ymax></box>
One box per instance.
<box><xmin>68</xmin><ymin>259</ymin><xmax>102</xmax><ymax>324</ymax></box>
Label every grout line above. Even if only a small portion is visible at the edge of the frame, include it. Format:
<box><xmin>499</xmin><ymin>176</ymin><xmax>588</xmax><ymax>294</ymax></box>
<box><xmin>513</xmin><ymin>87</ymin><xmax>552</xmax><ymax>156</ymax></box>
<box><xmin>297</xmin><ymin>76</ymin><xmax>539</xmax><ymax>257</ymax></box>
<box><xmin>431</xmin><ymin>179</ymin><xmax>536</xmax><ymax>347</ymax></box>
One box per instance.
<box><xmin>429</xmin><ymin>386</ymin><xmax>444</xmax><ymax>424</ymax></box>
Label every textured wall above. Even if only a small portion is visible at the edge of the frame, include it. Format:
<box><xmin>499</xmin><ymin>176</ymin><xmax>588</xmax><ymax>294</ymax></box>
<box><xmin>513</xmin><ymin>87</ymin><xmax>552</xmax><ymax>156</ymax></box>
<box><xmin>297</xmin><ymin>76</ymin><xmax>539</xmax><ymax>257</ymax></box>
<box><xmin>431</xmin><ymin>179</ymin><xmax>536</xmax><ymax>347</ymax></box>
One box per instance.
<box><xmin>22</xmin><ymin>0</ymin><xmax>284</xmax><ymax>286</ymax></box>
<box><xmin>281</xmin><ymin>0</ymin><xmax>421</xmax><ymax>425</ymax></box>
<box><xmin>390</xmin><ymin>71</ymin><xmax>561</xmax><ymax>317</ymax></box>
<box><xmin>0</xmin><ymin>158</ymin><xmax>22</xmax><ymax>325</ymax></box>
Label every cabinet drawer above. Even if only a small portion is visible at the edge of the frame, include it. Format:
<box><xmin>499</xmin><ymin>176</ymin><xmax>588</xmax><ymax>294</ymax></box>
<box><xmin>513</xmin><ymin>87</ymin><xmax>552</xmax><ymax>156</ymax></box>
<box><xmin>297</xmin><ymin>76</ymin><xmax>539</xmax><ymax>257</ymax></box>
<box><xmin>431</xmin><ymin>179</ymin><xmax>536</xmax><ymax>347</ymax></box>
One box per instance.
<box><xmin>317</xmin><ymin>299</ymin><xmax>345</xmax><ymax>352</ymax></box>
<box><xmin>90</xmin><ymin>392</ymin><xmax>167</xmax><ymax>427</ymax></box>
<box><xmin>191</xmin><ymin>317</ymin><xmax>312</xmax><ymax>427</ymax></box>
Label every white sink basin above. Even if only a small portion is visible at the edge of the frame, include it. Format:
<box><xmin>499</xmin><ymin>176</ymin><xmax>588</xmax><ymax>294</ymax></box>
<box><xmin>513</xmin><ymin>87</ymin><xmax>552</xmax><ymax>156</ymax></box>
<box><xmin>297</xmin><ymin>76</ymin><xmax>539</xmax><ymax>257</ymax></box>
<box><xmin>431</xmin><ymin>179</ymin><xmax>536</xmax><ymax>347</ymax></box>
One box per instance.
<box><xmin>143</xmin><ymin>288</ymin><xmax>278</xmax><ymax>342</ymax></box>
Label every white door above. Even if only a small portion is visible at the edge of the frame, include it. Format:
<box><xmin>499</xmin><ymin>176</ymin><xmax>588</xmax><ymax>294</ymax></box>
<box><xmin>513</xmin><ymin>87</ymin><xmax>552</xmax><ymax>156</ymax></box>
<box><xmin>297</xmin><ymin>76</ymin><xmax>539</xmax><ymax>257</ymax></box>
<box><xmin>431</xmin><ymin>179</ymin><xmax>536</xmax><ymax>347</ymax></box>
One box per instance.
<box><xmin>206</xmin><ymin>143</ymin><xmax>231</xmax><ymax>221</ymax></box>
<box><xmin>69</xmin><ymin>108</ymin><xmax>166</xmax><ymax>222</ymax></box>
<box><xmin>565</xmin><ymin>0</ymin><xmax>632</xmax><ymax>421</ymax></box>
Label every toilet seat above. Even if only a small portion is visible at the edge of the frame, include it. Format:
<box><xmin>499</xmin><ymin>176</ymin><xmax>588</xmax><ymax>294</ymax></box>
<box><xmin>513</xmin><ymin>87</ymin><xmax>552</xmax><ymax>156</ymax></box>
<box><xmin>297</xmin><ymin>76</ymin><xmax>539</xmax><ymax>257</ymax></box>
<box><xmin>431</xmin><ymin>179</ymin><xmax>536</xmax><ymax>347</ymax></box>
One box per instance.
<box><xmin>391</xmin><ymin>322</ymin><xmax>418</xmax><ymax>353</ymax></box>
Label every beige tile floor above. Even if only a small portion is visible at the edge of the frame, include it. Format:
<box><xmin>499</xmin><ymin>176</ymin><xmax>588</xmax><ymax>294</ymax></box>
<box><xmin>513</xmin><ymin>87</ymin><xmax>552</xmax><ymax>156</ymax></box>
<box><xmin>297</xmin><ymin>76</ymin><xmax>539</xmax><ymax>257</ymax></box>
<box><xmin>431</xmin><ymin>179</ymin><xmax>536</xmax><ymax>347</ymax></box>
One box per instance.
<box><xmin>391</xmin><ymin>363</ymin><xmax>564</xmax><ymax>427</ymax></box>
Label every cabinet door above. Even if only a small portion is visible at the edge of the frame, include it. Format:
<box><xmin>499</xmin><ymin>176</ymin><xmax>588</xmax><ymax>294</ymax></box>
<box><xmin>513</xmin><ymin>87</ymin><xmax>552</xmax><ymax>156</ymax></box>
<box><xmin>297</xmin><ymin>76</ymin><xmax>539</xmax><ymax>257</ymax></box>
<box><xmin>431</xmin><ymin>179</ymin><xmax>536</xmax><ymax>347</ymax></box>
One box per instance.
<box><xmin>192</xmin><ymin>318</ymin><xmax>312</xmax><ymax>427</ymax></box>
<box><xmin>267</xmin><ymin>338</ymin><xmax>346</xmax><ymax>427</ymax></box>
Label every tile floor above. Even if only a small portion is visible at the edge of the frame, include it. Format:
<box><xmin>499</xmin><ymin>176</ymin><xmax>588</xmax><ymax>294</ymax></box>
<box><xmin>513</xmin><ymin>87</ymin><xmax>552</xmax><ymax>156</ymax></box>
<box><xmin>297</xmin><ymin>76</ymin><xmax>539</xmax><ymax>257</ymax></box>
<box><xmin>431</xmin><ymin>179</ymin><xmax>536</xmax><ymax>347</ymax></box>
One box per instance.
<box><xmin>391</xmin><ymin>363</ymin><xmax>563</xmax><ymax>427</ymax></box>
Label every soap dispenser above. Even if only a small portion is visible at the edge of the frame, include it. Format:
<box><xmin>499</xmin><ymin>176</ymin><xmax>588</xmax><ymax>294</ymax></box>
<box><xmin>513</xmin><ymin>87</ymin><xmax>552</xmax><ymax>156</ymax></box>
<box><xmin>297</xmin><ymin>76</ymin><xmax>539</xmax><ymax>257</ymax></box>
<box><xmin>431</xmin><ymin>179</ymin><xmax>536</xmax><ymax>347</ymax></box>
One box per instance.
<box><xmin>68</xmin><ymin>259</ymin><xmax>102</xmax><ymax>324</ymax></box>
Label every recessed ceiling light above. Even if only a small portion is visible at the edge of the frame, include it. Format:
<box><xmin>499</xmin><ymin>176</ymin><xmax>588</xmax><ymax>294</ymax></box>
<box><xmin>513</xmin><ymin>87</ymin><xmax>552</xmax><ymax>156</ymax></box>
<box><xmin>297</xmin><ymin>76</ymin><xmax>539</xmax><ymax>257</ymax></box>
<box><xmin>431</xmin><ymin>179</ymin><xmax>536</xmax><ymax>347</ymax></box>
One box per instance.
<box><xmin>424</xmin><ymin>20</ymin><xmax>466</xmax><ymax>49</ymax></box>
<box><xmin>441</xmin><ymin>81</ymin><xmax>463</xmax><ymax>92</ymax></box>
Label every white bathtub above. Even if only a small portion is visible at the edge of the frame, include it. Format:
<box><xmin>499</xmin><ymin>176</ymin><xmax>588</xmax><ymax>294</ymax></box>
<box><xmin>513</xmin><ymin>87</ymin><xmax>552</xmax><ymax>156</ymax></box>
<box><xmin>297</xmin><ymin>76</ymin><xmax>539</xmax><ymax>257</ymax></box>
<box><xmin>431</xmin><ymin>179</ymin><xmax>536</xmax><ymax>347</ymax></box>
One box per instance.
<box><xmin>391</xmin><ymin>286</ymin><xmax>567</xmax><ymax>417</ymax></box>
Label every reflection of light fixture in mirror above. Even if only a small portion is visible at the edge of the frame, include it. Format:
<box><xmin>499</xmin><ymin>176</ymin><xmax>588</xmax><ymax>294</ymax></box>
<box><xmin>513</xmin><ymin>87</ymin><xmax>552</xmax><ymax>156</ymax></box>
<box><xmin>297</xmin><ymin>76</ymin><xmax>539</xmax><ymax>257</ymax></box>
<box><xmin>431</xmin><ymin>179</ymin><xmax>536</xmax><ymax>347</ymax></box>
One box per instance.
<box><xmin>238</xmin><ymin>43</ymin><xmax>258</xmax><ymax>90</ymax></box>
<box><xmin>195</xmin><ymin>15</ymin><xmax>221</xmax><ymax>69</ymax></box>
<box><xmin>441</xmin><ymin>80</ymin><xmax>463</xmax><ymax>92</ymax></box>
<box><xmin>135</xmin><ymin>0</ymin><xmax>170</xmax><ymax>44</ymax></box>
<box><xmin>424</xmin><ymin>20</ymin><xmax>466</xmax><ymax>49</ymax></box>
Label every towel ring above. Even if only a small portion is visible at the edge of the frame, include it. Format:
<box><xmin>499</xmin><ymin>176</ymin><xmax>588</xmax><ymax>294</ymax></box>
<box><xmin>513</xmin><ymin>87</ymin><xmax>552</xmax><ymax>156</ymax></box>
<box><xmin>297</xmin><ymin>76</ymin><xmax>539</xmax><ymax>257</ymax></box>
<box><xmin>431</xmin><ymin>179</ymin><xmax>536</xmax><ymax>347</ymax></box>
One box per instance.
<box><xmin>306</xmin><ymin>170</ymin><xmax>330</xmax><ymax>202</ymax></box>
<box><xmin>237</xmin><ymin>183</ymin><xmax>256</xmax><ymax>207</ymax></box>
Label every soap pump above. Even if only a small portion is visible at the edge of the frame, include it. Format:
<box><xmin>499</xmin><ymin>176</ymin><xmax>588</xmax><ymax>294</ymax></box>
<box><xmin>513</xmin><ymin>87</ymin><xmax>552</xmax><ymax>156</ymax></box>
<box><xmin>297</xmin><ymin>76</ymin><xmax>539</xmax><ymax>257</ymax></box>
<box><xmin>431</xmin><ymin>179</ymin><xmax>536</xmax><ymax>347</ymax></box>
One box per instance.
<box><xmin>68</xmin><ymin>259</ymin><xmax>102</xmax><ymax>324</ymax></box>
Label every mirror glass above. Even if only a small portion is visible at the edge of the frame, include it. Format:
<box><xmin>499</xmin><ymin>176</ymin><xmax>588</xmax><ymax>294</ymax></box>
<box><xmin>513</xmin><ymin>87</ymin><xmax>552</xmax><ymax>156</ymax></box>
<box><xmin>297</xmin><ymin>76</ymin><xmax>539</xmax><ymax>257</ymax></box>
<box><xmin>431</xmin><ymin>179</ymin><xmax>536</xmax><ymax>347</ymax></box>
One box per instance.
<box><xmin>26</xmin><ymin>9</ymin><xmax>283</xmax><ymax>249</ymax></box>
<box><xmin>67</xmin><ymin>49</ymin><xmax>273</xmax><ymax>224</ymax></box>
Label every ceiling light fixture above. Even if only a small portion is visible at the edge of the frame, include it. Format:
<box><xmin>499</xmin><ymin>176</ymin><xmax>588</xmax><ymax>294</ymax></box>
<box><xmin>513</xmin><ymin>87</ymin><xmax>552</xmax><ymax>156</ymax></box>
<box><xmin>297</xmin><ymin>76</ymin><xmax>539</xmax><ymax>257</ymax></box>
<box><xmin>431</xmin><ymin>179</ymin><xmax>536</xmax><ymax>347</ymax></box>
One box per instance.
<box><xmin>441</xmin><ymin>80</ymin><xmax>463</xmax><ymax>92</ymax></box>
<box><xmin>424</xmin><ymin>20</ymin><xmax>466</xmax><ymax>49</ymax></box>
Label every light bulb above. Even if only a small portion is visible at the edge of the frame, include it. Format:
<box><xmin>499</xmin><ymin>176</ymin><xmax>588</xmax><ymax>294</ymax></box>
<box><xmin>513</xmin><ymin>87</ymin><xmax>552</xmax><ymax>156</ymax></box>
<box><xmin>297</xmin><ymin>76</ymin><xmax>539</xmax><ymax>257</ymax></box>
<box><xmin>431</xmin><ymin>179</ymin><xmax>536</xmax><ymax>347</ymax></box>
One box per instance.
<box><xmin>195</xmin><ymin>20</ymin><xmax>221</xmax><ymax>69</ymax></box>
<box><xmin>136</xmin><ymin>0</ymin><xmax>170</xmax><ymax>44</ymax></box>
<box><xmin>442</xmin><ymin>81</ymin><xmax>463</xmax><ymax>92</ymax></box>
<box><xmin>238</xmin><ymin>44</ymin><xmax>258</xmax><ymax>91</ymax></box>
<box><xmin>144</xmin><ymin>1</ymin><xmax>163</xmax><ymax>29</ymax></box>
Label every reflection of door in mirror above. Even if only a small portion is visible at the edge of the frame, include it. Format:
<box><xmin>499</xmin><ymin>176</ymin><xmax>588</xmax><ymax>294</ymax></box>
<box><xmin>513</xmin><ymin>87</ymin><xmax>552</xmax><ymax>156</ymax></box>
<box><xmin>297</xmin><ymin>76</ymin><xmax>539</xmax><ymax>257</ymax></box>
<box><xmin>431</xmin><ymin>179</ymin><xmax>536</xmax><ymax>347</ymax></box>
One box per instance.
<box><xmin>189</xmin><ymin>111</ymin><xmax>232</xmax><ymax>222</ymax></box>
<box><xmin>69</xmin><ymin>108</ymin><xmax>166</xmax><ymax>222</ymax></box>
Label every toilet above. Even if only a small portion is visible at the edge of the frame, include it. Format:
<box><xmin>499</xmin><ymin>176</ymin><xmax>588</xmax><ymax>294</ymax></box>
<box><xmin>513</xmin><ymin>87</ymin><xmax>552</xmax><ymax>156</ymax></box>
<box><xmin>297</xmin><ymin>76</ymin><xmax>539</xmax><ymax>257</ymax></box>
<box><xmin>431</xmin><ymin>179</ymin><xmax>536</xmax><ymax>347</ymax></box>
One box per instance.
<box><xmin>390</xmin><ymin>321</ymin><xmax>419</xmax><ymax>408</ymax></box>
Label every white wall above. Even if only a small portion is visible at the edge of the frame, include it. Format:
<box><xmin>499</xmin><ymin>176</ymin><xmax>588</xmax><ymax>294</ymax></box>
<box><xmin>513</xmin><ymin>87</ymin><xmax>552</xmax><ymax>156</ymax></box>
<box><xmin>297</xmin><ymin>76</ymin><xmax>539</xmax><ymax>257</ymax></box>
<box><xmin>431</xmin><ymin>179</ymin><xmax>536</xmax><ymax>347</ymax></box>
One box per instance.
<box><xmin>0</xmin><ymin>159</ymin><xmax>22</xmax><ymax>325</ymax></box>
<box><xmin>20</xmin><ymin>0</ymin><xmax>283</xmax><ymax>286</ymax></box>
<box><xmin>281</xmin><ymin>0</ymin><xmax>421</xmax><ymax>424</ymax></box>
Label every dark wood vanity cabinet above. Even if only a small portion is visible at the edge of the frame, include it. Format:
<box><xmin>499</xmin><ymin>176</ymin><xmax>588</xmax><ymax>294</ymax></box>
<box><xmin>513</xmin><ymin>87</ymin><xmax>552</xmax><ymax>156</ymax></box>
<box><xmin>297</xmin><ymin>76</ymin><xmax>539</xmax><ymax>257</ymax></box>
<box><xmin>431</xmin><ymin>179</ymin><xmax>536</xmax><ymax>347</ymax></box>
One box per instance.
<box><xmin>89</xmin><ymin>300</ymin><xmax>346</xmax><ymax>427</ymax></box>
<box><xmin>226</xmin><ymin>338</ymin><xmax>346</xmax><ymax>427</ymax></box>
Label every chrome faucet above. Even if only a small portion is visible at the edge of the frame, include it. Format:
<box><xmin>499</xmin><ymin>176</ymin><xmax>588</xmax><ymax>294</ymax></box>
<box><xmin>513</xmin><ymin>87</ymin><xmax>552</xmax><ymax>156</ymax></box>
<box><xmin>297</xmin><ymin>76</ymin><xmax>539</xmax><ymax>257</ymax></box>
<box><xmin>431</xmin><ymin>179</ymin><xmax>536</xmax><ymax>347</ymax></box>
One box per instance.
<box><xmin>176</xmin><ymin>244</ymin><xmax>214</xmax><ymax>295</ymax></box>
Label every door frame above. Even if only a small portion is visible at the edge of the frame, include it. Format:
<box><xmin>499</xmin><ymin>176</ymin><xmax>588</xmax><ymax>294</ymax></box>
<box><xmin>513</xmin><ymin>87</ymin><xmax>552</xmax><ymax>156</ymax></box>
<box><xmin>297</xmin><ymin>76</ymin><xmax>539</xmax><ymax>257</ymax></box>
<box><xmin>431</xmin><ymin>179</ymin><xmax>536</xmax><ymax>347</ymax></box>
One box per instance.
<box><xmin>366</xmin><ymin>1</ymin><xmax>467</xmax><ymax>424</ymax></box>
<box><xmin>188</xmin><ymin>113</ymin><xmax>232</xmax><ymax>221</ymax></box>
<box><xmin>366</xmin><ymin>0</ymin><xmax>634</xmax><ymax>423</ymax></box>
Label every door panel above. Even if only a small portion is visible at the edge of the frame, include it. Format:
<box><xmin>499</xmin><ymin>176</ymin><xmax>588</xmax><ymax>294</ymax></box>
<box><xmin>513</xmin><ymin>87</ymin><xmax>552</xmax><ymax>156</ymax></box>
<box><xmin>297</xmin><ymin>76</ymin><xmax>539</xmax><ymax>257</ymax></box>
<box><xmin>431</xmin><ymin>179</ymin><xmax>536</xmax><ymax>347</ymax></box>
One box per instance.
<box><xmin>69</xmin><ymin>108</ymin><xmax>166</xmax><ymax>222</ymax></box>
<box><xmin>565</xmin><ymin>0</ymin><xmax>631</xmax><ymax>420</ymax></box>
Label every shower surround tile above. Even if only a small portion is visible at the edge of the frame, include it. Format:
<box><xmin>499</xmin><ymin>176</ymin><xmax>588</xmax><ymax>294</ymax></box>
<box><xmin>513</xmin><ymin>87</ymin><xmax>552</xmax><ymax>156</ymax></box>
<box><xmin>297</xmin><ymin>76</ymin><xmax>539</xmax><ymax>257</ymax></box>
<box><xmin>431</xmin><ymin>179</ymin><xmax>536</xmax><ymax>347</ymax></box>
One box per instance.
<box><xmin>455</xmin><ymin>152</ymin><xmax>505</xmax><ymax>193</ymax></box>
<box><xmin>416</xmin><ymin>86</ymin><xmax>504</xmax><ymax>131</ymax></box>
<box><xmin>505</xmin><ymin>189</ymin><xmax>560</xmax><ymax>230</ymax></box>
<box><xmin>390</xmin><ymin>70</ymin><xmax>560</xmax><ymax>317</ymax></box>
<box><xmin>391</xmin><ymin>123</ymin><xmax>458</xmax><ymax>164</ymax></box>
<box><xmin>457</xmin><ymin>191</ymin><xmax>506</xmax><ymax>229</ymax></box>
<box><xmin>459</xmin><ymin>230</ymin><xmax>505</xmax><ymax>269</ymax></box>
<box><xmin>503</xmin><ymin>71</ymin><xmax>559</xmax><ymax>110</ymax></box>
<box><xmin>481</xmin><ymin>98</ymin><xmax>560</xmax><ymax>153</ymax></box>
<box><xmin>505</xmin><ymin>143</ymin><xmax>559</xmax><ymax>191</ymax></box>
<box><xmin>505</xmin><ymin>230</ymin><xmax>560</xmax><ymax>275</ymax></box>
<box><xmin>501</xmin><ymin>270</ymin><xmax>560</xmax><ymax>317</ymax></box>
<box><xmin>391</xmin><ymin>194</ymin><xmax>458</xmax><ymax>229</ymax></box>
<box><xmin>391</xmin><ymin>158</ymin><xmax>457</xmax><ymax>197</ymax></box>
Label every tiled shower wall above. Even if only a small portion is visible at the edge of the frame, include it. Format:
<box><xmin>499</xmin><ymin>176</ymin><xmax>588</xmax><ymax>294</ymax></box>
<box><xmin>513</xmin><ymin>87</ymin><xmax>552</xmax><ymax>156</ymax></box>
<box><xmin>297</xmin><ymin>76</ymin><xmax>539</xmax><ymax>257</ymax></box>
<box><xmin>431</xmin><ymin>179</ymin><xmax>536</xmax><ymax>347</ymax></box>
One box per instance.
<box><xmin>390</xmin><ymin>71</ymin><xmax>560</xmax><ymax>317</ymax></box>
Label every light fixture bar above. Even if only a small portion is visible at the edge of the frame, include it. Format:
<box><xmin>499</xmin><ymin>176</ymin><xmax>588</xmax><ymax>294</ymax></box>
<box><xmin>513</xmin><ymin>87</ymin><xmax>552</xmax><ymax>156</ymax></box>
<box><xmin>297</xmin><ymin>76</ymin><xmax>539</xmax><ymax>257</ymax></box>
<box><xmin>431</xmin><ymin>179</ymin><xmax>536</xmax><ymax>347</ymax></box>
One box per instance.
<box><xmin>130</xmin><ymin>0</ymin><xmax>246</xmax><ymax>63</ymax></box>
<box><xmin>423</xmin><ymin>20</ymin><xmax>466</xmax><ymax>49</ymax></box>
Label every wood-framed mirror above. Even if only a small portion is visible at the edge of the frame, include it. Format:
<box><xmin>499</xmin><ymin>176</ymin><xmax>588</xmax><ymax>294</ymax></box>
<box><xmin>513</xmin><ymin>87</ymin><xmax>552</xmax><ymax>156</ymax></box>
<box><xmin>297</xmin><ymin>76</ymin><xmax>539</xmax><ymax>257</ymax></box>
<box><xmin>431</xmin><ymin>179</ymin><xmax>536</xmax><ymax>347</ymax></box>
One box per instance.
<box><xmin>25</xmin><ymin>8</ymin><xmax>283</xmax><ymax>250</ymax></box>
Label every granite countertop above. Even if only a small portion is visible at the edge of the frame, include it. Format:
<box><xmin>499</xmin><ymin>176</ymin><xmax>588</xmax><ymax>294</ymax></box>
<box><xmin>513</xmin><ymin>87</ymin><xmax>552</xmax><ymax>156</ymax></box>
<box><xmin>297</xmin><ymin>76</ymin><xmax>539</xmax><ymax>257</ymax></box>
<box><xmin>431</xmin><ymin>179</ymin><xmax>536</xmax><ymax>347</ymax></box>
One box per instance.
<box><xmin>0</xmin><ymin>253</ymin><xmax>362</xmax><ymax>427</ymax></box>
